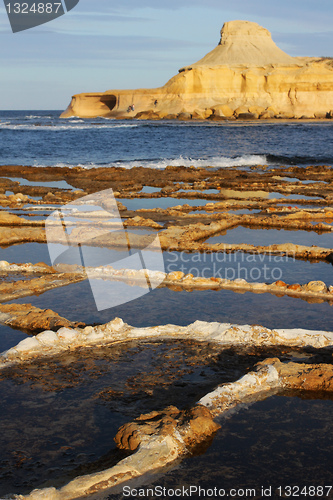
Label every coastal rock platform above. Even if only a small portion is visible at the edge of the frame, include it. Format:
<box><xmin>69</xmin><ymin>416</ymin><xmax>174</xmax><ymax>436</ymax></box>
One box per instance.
<box><xmin>0</xmin><ymin>161</ymin><xmax>333</xmax><ymax>499</ymax></box>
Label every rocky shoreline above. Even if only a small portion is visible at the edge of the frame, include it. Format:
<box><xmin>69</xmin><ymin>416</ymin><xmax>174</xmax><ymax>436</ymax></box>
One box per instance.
<box><xmin>1</xmin><ymin>162</ymin><xmax>333</xmax><ymax>499</ymax></box>
<box><xmin>61</xmin><ymin>21</ymin><xmax>333</xmax><ymax>120</ymax></box>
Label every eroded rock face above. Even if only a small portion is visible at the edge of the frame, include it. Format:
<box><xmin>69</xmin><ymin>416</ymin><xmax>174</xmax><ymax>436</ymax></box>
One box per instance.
<box><xmin>114</xmin><ymin>405</ymin><xmax>220</xmax><ymax>452</ymax></box>
<box><xmin>260</xmin><ymin>358</ymin><xmax>333</xmax><ymax>392</ymax></box>
<box><xmin>186</xmin><ymin>20</ymin><xmax>297</xmax><ymax>67</ymax></box>
<box><xmin>0</xmin><ymin>303</ymin><xmax>85</xmax><ymax>332</ymax></box>
<box><xmin>61</xmin><ymin>20</ymin><xmax>333</xmax><ymax>120</ymax></box>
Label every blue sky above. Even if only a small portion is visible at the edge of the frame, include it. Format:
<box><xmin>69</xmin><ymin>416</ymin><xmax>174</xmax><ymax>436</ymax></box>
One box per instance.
<box><xmin>1</xmin><ymin>0</ymin><xmax>333</xmax><ymax>110</ymax></box>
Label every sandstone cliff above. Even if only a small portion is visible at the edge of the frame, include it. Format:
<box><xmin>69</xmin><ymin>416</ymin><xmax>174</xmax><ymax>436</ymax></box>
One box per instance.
<box><xmin>61</xmin><ymin>20</ymin><xmax>333</xmax><ymax>120</ymax></box>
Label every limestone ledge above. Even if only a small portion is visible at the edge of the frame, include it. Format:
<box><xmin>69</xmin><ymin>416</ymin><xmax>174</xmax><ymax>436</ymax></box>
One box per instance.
<box><xmin>0</xmin><ymin>304</ymin><xmax>85</xmax><ymax>332</ymax></box>
<box><xmin>199</xmin><ymin>358</ymin><xmax>333</xmax><ymax>416</ymax></box>
<box><xmin>61</xmin><ymin>21</ymin><xmax>333</xmax><ymax>120</ymax></box>
<box><xmin>2</xmin><ymin>225</ymin><xmax>331</xmax><ymax>261</ymax></box>
<box><xmin>0</xmin><ymin>261</ymin><xmax>332</xmax><ymax>305</ymax></box>
<box><xmin>1</xmin><ymin>164</ymin><xmax>333</xmax><ymax>203</ymax></box>
<box><xmin>51</xmin><ymin>264</ymin><xmax>333</xmax><ymax>301</ymax></box>
<box><xmin>0</xmin><ymin>268</ymin><xmax>86</xmax><ymax>303</ymax></box>
<box><xmin>0</xmin><ymin>261</ymin><xmax>55</xmax><ymax>273</ymax></box>
<box><xmin>165</xmin><ymin>241</ymin><xmax>333</xmax><ymax>260</ymax></box>
<box><xmin>80</xmin><ymin>267</ymin><xmax>333</xmax><ymax>302</ymax></box>
<box><xmin>199</xmin><ymin>364</ymin><xmax>280</xmax><ymax>417</ymax></box>
<box><xmin>0</xmin><ymin>210</ymin><xmax>162</xmax><ymax>230</ymax></box>
<box><xmin>2</xmin><ymin>318</ymin><xmax>333</xmax><ymax>370</ymax></box>
<box><xmin>1</xmin><ymin>208</ymin><xmax>333</xmax><ymax>256</ymax></box>
<box><xmin>158</xmin><ymin>215</ymin><xmax>333</xmax><ymax>248</ymax></box>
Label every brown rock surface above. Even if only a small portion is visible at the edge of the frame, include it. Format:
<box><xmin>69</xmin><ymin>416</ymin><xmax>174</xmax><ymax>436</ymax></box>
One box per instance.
<box><xmin>303</xmin><ymin>280</ymin><xmax>327</xmax><ymax>293</ymax></box>
<box><xmin>287</xmin><ymin>284</ymin><xmax>302</xmax><ymax>291</ymax></box>
<box><xmin>114</xmin><ymin>404</ymin><xmax>220</xmax><ymax>452</ymax></box>
<box><xmin>274</xmin><ymin>280</ymin><xmax>287</xmax><ymax>287</ymax></box>
<box><xmin>0</xmin><ymin>227</ymin><xmax>46</xmax><ymax>245</ymax></box>
<box><xmin>281</xmin><ymin>363</ymin><xmax>333</xmax><ymax>392</ymax></box>
<box><xmin>0</xmin><ymin>303</ymin><xmax>85</xmax><ymax>332</ymax></box>
<box><xmin>0</xmin><ymin>273</ymin><xmax>86</xmax><ymax>303</ymax></box>
<box><xmin>260</xmin><ymin>358</ymin><xmax>333</xmax><ymax>392</ymax></box>
<box><xmin>167</xmin><ymin>271</ymin><xmax>185</xmax><ymax>281</ymax></box>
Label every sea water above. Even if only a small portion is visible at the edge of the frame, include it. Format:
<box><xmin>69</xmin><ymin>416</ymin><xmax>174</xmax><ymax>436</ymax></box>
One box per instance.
<box><xmin>1</xmin><ymin>111</ymin><xmax>333</xmax><ymax>169</ymax></box>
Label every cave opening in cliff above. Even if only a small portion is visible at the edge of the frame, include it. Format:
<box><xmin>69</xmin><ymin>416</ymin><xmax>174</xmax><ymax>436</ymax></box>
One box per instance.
<box><xmin>99</xmin><ymin>94</ymin><xmax>117</xmax><ymax>111</ymax></box>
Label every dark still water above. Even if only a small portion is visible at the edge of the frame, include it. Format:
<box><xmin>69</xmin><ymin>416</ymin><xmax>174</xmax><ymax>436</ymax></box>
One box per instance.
<box><xmin>1</xmin><ymin>111</ymin><xmax>333</xmax><ymax>169</ymax></box>
<box><xmin>135</xmin><ymin>393</ymin><xmax>333</xmax><ymax>500</ymax></box>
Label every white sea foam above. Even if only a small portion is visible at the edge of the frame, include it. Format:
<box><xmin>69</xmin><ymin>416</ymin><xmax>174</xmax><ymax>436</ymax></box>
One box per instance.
<box><xmin>103</xmin><ymin>154</ymin><xmax>268</xmax><ymax>170</ymax></box>
<box><xmin>65</xmin><ymin>119</ymin><xmax>84</xmax><ymax>123</ymax></box>
<box><xmin>0</xmin><ymin>122</ymin><xmax>139</xmax><ymax>131</ymax></box>
<box><xmin>31</xmin><ymin>155</ymin><xmax>268</xmax><ymax>170</ymax></box>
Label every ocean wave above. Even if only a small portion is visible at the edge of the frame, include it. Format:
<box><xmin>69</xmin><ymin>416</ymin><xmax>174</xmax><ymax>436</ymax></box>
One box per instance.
<box><xmin>30</xmin><ymin>155</ymin><xmax>268</xmax><ymax>170</ymax></box>
<box><xmin>65</xmin><ymin>119</ymin><xmax>84</xmax><ymax>123</ymax></box>
<box><xmin>266</xmin><ymin>153</ymin><xmax>333</xmax><ymax>165</ymax></box>
<box><xmin>0</xmin><ymin>122</ymin><xmax>139</xmax><ymax>131</ymax></box>
<box><xmin>111</xmin><ymin>155</ymin><xmax>268</xmax><ymax>169</ymax></box>
<box><xmin>32</xmin><ymin>161</ymin><xmax>84</xmax><ymax>169</ymax></box>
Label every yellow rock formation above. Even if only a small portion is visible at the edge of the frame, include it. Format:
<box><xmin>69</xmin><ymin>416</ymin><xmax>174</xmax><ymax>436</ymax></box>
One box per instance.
<box><xmin>61</xmin><ymin>20</ymin><xmax>333</xmax><ymax>120</ymax></box>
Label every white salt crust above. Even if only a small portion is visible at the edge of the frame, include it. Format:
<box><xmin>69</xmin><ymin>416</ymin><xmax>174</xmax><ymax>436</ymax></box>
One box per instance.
<box><xmin>2</xmin><ymin>318</ymin><xmax>333</xmax><ymax>370</ymax></box>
